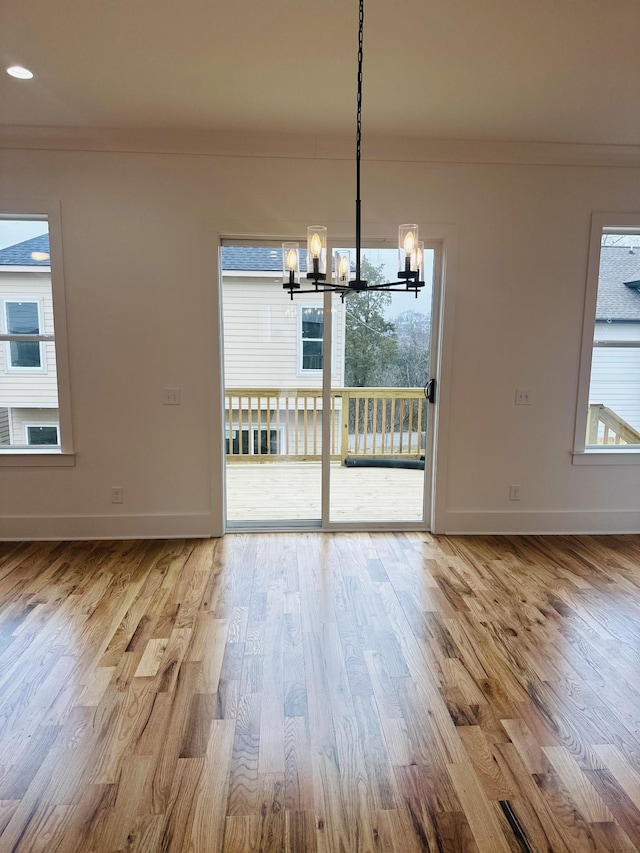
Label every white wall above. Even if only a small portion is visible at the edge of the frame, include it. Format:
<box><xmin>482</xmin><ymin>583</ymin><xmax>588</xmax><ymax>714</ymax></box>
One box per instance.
<box><xmin>1</xmin><ymin>135</ymin><xmax>640</xmax><ymax>537</ymax></box>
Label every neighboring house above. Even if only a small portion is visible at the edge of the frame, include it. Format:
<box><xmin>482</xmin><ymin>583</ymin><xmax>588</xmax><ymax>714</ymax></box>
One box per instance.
<box><xmin>222</xmin><ymin>246</ymin><xmax>345</xmax><ymax>388</ymax></box>
<box><xmin>0</xmin><ymin>233</ymin><xmax>59</xmax><ymax>447</ymax></box>
<box><xmin>222</xmin><ymin>246</ymin><xmax>346</xmax><ymax>458</ymax></box>
<box><xmin>590</xmin><ymin>246</ymin><xmax>640</xmax><ymax>434</ymax></box>
<box><xmin>0</xmin><ymin>237</ymin><xmax>348</xmax><ymax>455</ymax></box>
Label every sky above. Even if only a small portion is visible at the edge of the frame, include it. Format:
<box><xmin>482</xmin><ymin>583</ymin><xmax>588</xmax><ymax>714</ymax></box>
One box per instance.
<box><xmin>0</xmin><ymin>219</ymin><xmax>49</xmax><ymax>250</ymax></box>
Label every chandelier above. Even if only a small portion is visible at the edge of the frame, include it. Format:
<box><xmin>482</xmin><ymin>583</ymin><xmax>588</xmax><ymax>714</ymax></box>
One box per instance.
<box><xmin>282</xmin><ymin>0</ymin><xmax>425</xmax><ymax>301</ymax></box>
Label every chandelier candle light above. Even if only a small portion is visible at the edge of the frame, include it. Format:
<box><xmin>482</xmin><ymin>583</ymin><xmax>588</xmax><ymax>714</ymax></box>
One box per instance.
<box><xmin>282</xmin><ymin>0</ymin><xmax>425</xmax><ymax>301</ymax></box>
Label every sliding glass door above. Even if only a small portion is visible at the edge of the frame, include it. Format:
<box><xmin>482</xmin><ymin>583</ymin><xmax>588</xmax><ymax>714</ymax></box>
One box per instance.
<box><xmin>221</xmin><ymin>244</ymin><xmax>326</xmax><ymax>526</ymax></box>
<box><xmin>221</xmin><ymin>241</ymin><xmax>438</xmax><ymax>529</ymax></box>
<box><xmin>329</xmin><ymin>247</ymin><xmax>435</xmax><ymax>524</ymax></box>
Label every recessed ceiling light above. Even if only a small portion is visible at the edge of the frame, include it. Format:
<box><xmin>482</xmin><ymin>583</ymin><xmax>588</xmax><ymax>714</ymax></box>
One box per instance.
<box><xmin>6</xmin><ymin>66</ymin><xmax>34</xmax><ymax>80</ymax></box>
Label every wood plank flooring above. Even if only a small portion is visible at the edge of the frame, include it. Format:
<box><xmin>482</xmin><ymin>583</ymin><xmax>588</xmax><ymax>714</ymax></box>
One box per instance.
<box><xmin>1</xmin><ymin>533</ymin><xmax>640</xmax><ymax>850</ymax></box>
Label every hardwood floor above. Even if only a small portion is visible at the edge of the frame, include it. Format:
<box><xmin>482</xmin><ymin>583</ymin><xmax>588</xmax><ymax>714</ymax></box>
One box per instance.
<box><xmin>1</xmin><ymin>533</ymin><xmax>640</xmax><ymax>851</ymax></box>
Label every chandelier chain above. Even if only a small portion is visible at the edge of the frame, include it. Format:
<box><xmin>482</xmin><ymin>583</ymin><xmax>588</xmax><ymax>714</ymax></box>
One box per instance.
<box><xmin>355</xmin><ymin>0</ymin><xmax>364</xmax><ymax>282</ymax></box>
<box><xmin>282</xmin><ymin>0</ymin><xmax>424</xmax><ymax>300</ymax></box>
<box><xmin>357</xmin><ymin>0</ymin><xmax>363</xmax><ymax>170</ymax></box>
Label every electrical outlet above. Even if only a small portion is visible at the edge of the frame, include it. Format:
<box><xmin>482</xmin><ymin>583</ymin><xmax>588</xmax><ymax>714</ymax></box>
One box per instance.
<box><xmin>515</xmin><ymin>389</ymin><xmax>532</xmax><ymax>406</ymax></box>
<box><xmin>509</xmin><ymin>484</ymin><xmax>521</xmax><ymax>501</ymax></box>
<box><xmin>163</xmin><ymin>387</ymin><xmax>181</xmax><ymax>406</ymax></box>
<box><xmin>111</xmin><ymin>486</ymin><xmax>123</xmax><ymax>504</ymax></box>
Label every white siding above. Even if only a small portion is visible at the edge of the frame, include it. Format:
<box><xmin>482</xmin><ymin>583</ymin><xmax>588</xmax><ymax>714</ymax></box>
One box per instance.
<box><xmin>594</xmin><ymin>322</ymin><xmax>640</xmax><ymax>343</ymax></box>
<box><xmin>0</xmin><ymin>270</ymin><xmax>59</xmax><ymax>408</ymax></box>
<box><xmin>222</xmin><ymin>276</ymin><xmax>345</xmax><ymax>390</ymax></box>
<box><xmin>589</xmin><ymin>323</ymin><xmax>640</xmax><ymax>431</ymax></box>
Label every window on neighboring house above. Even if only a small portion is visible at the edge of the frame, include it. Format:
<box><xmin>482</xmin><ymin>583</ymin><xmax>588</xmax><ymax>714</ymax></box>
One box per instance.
<box><xmin>226</xmin><ymin>428</ymin><xmax>250</xmax><ymax>456</ymax></box>
<box><xmin>4</xmin><ymin>300</ymin><xmax>44</xmax><ymax>370</ymax></box>
<box><xmin>26</xmin><ymin>424</ymin><xmax>59</xmax><ymax>446</ymax></box>
<box><xmin>225</xmin><ymin>426</ymin><xmax>281</xmax><ymax>456</ymax></box>
<box><xmin>0</xmin><ymin>207</ymin><xmax>74</xmax><ymax>461</ymax></box>
<box><xmin>575</xmin><ymin>215</ymin><xmax>640</xmax><ymax>460</ymax></box>
<box><xmin>300</xmin><ymin>306</ymin><xmax>324</xmax><ymax>371</ymax></box>
<box><xmin>254</xmin><ymin>428</ymin><xmax>280</xmax><ymax>455</ymax></box>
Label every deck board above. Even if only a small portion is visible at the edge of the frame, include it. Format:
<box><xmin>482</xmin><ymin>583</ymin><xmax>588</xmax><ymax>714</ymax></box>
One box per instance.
<box><xmin>226</xmin><ymin>461</ymin><xmax>425</xmax><ymax>522</ymax></box>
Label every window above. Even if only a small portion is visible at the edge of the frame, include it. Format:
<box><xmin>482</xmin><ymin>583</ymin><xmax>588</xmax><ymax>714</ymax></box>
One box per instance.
<box><xmin>225</xmin><ymin>426</ymin><xmax>282</xmax><ymax>456</ymax></box>
<box><xmin>4</xmin><ymin>300</ymin><xmax>44</xmax><ymax>370</ymax></box>
<box><xmin>226</xmin><ymin>428</ymin><xmax>250</xmax><ymax>456</ymax></box>
<box><xmin>26</xmin><ymin>424</ymin><xmax>58</xmax><ymax>446</ymax></box>
<box><xmin>0</xmin><ymin>205</ymin><xmax>74</xmax><ymax>463</ymax></box>
<box><xmin>254</xmin><ymin>428</ymin><xmax>280</xmax><ymax>455</ymax></box>
<box><xmin>575</xmin><ymin>214</ymin><xmax>640</xmax><ymax>462</ymax></box>
<box><xmin>300</xmin><ymin>306</ymin><xmax>324</xmax><ymax>371</ymax></box>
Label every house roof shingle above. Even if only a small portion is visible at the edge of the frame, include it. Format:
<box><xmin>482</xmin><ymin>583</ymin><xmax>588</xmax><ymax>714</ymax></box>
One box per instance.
<box><xmin>219</xmin><ymin>245</ymin><xmax>311</xmax><ymax>273</ymax></box>
<box><xmin>0</xmin><ymin>237</ymin><xmax>313</xmax><ymax>273</ymax></box>
<box><xmin>0</xmin><ymin>233</ymin><xmax>51</xmax><ymax>266</ymax></box>
<box><xmin>596</xmin><ymin>246</ymin><xmax>640</xmax><ymax>322</ymax></box>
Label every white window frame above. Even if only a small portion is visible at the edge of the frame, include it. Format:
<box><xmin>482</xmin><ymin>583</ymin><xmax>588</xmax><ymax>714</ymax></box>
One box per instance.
<box><xmin>299</xmin><ymin>305</ymin><xmax>324</xmax><ymax>374</ymax></box>
<box><xmin>0</xmin><ymin>201</ymin><xmax>75</xmax><ymax>466</ymax></box>
<box><xmin>573</xmin><ymin>212</ymin><xmax>640</xmax><ymax>465</ymax></box>
<box><xmin>3</xmin><ymin>298</ymin><xmax>47</xmax><ymax>373</ymax></box>
<box><xmin>297</xmin><ymin>303</ymin><xmax>336</xmax><ymax>376</ymax></box>
<box><xmin>24</xmin><ymin>423</ymin><xmax>59</xmax><ymax>446</ymax></box>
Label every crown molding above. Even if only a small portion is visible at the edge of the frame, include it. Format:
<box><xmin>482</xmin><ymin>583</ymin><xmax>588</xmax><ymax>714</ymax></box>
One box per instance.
<box><xmin>1</xmin><ymin>126</ymin><xmax>640</xmax><ymax>168</ymax></box>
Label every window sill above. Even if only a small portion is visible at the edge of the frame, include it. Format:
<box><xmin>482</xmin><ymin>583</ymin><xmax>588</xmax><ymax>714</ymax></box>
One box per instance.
<box><xmin>0</xmin><ymin>451</ymin><xmax>76</xmax><ymax>468</ymax></box>
<box><xmin>572</xmin><ymin>448</ymin><xmax>640</xmax><ymax>466</ymax></box>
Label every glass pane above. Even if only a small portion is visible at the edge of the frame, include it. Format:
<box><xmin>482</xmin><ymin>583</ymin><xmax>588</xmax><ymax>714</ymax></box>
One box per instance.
<box><xmin>253</xmin><ymin>429</ymin><xmax>279</xmax><ymax>455</ymax></box>
<box><xmin>0</xmin><ymin>217</ymin><xmax>59</xmax><ymax>448</ymax></box>
<box><xmin>7</xmin><ymin>302</ymin><xmax>41</xmax><ymax>367</ymax></box>
<box><xmin>222</xmin><ymin>244</ymin><xmax>323</xmax><ymax>525</ymax></box>
<box><xmin>10</xmin><ymin>340</ymin><xmax>41</xmax><ymax>368</ymax></box>
<box><xmin>27</xmin><ymin>425</ymin><xmax>58</xmax><ymax>445</ymax></box>
<box><xmin>587</xmin><ymin>233</ymin><xmax>640</xmax><ymax>445</ymax></box>
<box><xmin>302</xmin><ymin>340</ymin><xmax>323</xmax><ymax>370</ymax></box>
<box><xmin>7</xmin><ymin>301</ymin><xmax>39</xmax><ymax>334</ymax></box>
<box><xmin>330</xmin><ymin>248</ymin><xmax>434</xmax><ymax>523</ymax></box>
<box><xmin>302</xmin><ymin>307</ymin><xmax>323</xmax><ymax>339</ymax></box>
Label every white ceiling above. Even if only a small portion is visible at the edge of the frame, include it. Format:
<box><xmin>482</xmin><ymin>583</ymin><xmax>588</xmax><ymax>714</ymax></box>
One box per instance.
<box><xmin>1</xmin><ymin>0</ymin><xmax>640</xmax><ymax>146</ymax></box>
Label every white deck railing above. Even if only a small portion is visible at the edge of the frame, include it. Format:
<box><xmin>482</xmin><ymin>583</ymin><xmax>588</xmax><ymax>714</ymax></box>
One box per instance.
<box><xmin>225</xmin><ymin>387</ymin><xmax>427</xmax><ymax>462</ymax></box>
<box><xmin>587</xmin><ymin>403</ymin><xmax>640</xmax><ymax>445</ymax></box>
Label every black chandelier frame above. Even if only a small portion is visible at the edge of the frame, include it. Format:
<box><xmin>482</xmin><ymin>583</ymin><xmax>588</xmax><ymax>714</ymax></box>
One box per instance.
<box><xmin>284</xmin><ymin>0</ymin><xmax>425</xmax><ymax>301</ymax></box>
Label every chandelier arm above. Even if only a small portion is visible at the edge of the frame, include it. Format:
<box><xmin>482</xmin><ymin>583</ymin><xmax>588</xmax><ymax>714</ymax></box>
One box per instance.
<box><xmin>365</xmin><ymin>282</ymin><xmax>426</xmax><ymax>291</ymax></box>
<box><xmin>365</xmin><ymin>283</ymin><xmax>409</xmax><ymax>291</ymax></box>
<box><xmin>288</xmin><ymin>287</ymin><xmax>349</xmax><ymax>295</ymax></box>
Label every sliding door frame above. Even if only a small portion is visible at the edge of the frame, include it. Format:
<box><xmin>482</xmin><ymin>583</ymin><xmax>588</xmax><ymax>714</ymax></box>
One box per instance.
<box><xmin>219</xmin><ymin>225</ymin><xmax>458</xmax><ymax>534</ymax></box>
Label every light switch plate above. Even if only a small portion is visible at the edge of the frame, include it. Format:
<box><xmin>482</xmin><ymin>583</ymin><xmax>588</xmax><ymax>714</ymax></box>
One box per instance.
<box><xmin>163</xmin><ymin>387</ymin><xmax>181</xmax><ymax>405</ymax></box>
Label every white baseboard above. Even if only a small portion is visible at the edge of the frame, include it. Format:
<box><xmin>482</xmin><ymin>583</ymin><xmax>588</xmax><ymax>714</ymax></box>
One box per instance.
<box><xmin>439</xmin><ymin>510</ymin><xmax>640</xmax><ymax>535</ymax></box>
<box><xmin>3</xmin><ymin>509</ymin><xmax>639</xmax><ymax>540</ymax></box>
<box><xmin>0</xmin><ymin>513</ymin><xmax>217</xmax><ymax>541</ymax></box>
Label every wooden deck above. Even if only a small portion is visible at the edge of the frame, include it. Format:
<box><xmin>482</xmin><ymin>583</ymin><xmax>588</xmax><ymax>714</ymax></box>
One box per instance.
<box><xmin>225</xmin><ymin>461</ymin><xmax>425</xmax><ymax>523</ymax></box>
<box><xmin>3</xmin><ymin>533</ymin><xmax>640</xmax><ymax>850</ymax></box>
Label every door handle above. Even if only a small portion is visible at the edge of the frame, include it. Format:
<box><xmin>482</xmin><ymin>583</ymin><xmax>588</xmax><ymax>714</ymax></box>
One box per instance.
<box><xmin>424</xmin><ymin>378</ymin><xmax>436</xmax><ymax>404</ymax></box>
